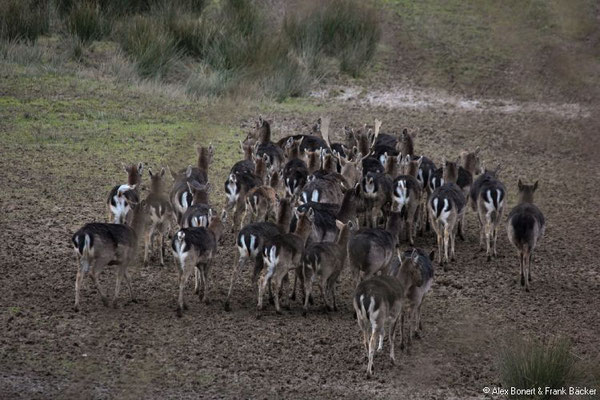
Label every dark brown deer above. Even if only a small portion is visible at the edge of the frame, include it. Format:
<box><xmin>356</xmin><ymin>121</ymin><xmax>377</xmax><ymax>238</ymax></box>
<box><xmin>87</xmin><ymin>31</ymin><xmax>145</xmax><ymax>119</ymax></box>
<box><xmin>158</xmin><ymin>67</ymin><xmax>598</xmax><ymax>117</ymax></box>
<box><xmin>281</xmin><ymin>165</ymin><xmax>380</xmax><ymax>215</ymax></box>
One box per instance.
<box><xmin>507</xmin><ymin>180</ymin><xmax>545</xmax><ymax>292</ymax></box>
<box><xmin>171</xmin><ymin>209</ymin><xmax>226</xmax><ymax>316</ymax></box>
<box><xmin>72</xmin><ymin>197</ymin><xmax>146</xmax><ymax>311</ymax></box>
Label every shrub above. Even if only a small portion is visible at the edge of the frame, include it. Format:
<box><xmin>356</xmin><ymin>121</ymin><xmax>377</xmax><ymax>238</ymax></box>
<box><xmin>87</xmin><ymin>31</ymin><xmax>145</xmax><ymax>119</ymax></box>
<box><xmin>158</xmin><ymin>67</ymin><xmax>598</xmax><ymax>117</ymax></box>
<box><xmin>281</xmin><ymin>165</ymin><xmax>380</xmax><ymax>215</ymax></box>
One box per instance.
<box><xmin>0</xmin><ymin>0</ymin><xmax>50</xmax><ymax>42</ymax></box>
<box><xmin>67</xmin><ymin>2</ymin><xmax>110</xmax><ymax>44</ymax></box>
<box><xmin>283</xmin><ymin>0</ymin><xmax>380</xmax><ymax>76</ymax></box>
<box><xmin>499</xmin><ymin>337</ymin><xmax>580</xmax><ymax>399</ymax></box>
<box><xmin>118</xmin><ymin>15</ymin><xmax>179</xmax><ymax>78</ymax></box>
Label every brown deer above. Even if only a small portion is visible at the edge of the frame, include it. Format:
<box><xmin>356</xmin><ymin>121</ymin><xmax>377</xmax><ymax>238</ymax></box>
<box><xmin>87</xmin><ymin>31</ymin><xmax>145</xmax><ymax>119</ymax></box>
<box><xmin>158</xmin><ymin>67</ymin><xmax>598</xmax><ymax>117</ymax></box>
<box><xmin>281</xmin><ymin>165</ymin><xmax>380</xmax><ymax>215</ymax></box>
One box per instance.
<box><xmin>171</xmin><ymin>209</ymin><xmax>226</xmax><ymax>316</ymax></box>
<box><xmin>143</xmin><ymin>168</ymin><xmax>172</xmax><ymax>266</ymax></box>
<box><xmin>72</xmin><ymin>196</ymin><xmax>146</xmax><ymax>311</ymax></box>
<box><xmin>507</xmin><ymin>180</ymin><xmax>545</xmax><ymax>292</ymax></box>
<box><xmin>258</xmin><ymin>208</ymin><xmax>314</xmax><ymax>314</ymax></box>
<box><xmin>301</xmin><ymin>220</ymin><xmax>356</xmax><ymax>315</ymax></box>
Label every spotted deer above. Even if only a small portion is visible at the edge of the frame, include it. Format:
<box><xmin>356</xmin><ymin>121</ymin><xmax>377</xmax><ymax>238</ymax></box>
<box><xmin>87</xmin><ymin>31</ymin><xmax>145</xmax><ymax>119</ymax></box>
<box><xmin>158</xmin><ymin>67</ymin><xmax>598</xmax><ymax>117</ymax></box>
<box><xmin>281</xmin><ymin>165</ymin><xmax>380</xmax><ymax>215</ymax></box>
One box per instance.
<box><xmin>507</xmin><ymin>180</ymin><xmax>545</xmax><ymax>292</ymax></box>
<box><xmin>72</xmin><ymin>197</ymin><xmax>146</xmax><ymax>311</ymax></box>
<box><xmin>171</xmin><ymin>209</ymin><xmax>226</xmax><ymax>316</ymax></box>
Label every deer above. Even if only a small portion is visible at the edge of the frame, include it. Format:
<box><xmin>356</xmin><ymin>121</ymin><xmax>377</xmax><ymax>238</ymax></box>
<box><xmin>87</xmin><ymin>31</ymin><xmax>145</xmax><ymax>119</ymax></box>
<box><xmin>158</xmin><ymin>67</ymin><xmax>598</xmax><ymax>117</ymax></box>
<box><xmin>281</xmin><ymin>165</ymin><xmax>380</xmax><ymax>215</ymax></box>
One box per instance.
<box><xmin>337</xmin><ymin>150</ymin><xmax>362</xmax><ymax>189</ymax></box>
<box><xmin>360</xmin><ymin>171</ymin><xmax>393</xmax><ymax>228</ymax></box>
<box><xmin>428</xmin><ymin>159</ymin><xmax>466</xmax><ymax>268</ymax></box>
<box><xmin>143</xmin><ymin>168</ymin><xmax>172</xmax><ymax>267</ymax></box>
<box><xmin>507</xmin><ymin>180</ymin><xmax>545</xmax><ymax>292</ymax></box>
<box><xmin>72</xmin><ymin>195</ymin><xmax>146</xmax><ymax>311</ymax></box>
<box><xmin>181</xmin><ymin>182</ymin><xmax>212</xmax><ymax>229</ymax></box>
<box><xmin>283</xmin><ymin>157</ymin><xmax>309</xmax><ymax>197</ymax></box>
<box><xmin>470</xmin><ymin>166</ymin><xmax>506</xmax><ymax>261</ymax></box>
<box><xmin>353</xmin><ymin>275</ymin><xmax>404</xmax><ymax>376</ymax></box>
<box><xmin>258</xmin><ymin>208</ymin><xmax>314</xmax><ymax>314</ymax></box>
<box><xmin>301</xmin><ymin>220</ymin><xmax>356</xmax><ymax>315</ymax></box>
<box><xmin>107</xmin><ymin>162</ymin><xmax>143</xmax><ymax>225</ymax></box>
<box><xmin>392</xmin><ymin>173</ymin><xmax>422</xmax><ymax>246</ymax></box>
<box><xmin>171</xmin><ymin>209</ymin><xmax>226</xmax><ymax>316</ymax></box>
<box><xmin>169</xmin><ymin>153</ymin><xmax>211</xmax><ymax>227</ymax></box>
<box><xmin>457</xmin><ymin>148</ymin><xmax>481</xmax><ymax>198</ymax></box>
<box><xmin>300</xmin><ymin>173</ymin><xmax>345</xmax><ymax>205</ymax></box>
<box><xmin>224</xmin><ymin>169</ymin><xmax>262</xmax><ymax>232</ymax></box>
<box><xmin>253</xmin><ymin>117</ymin><xmax>285</xmax><ymax>171</ymax></box>
<box><xmin>223</xmin><ymin>197</ymin><xmax>293</xmax><ymax>311</ymax></box>
<box><xmin>348</xmin><ymin>211</ymin><xmax>403</xmax><ymax>286</ymax></box>
<box><xmin>393</xmin><ymin>248</ymin><xmax>434</xmax><ymax>353</ymax></box>
<box><xmin>244</xmin><ymin>185</ymin><xmax>278</xmax><ymax>224</ymax></box>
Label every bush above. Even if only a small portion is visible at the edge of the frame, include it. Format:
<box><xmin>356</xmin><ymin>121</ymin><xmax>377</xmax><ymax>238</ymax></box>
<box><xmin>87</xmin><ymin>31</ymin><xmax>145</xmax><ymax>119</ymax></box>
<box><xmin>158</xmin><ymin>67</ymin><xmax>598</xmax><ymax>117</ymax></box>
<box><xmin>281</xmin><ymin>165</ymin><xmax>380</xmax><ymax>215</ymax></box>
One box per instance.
<box><xmin>283</xmin><ymin>0</ymin><xmax>380</xmax><ymax>76</ymax></box>
<box><xmin>0</xmin><ymin>0</ymin><xmax>50</xmax><ymax>42</ymax></box>
<box><xmin>118</xmin><ymin>16</ymin><xmax>179</xmax><ymax>78</ymax></box>
<box><xmin>499</xmin><ymin>337</ymin><xmax>580</xmax><ymax>399</ymax></box>
<box><xmin>67</xmin><ymin>2</ymin><xmax>110</xmax><ymax>43</ymax></box>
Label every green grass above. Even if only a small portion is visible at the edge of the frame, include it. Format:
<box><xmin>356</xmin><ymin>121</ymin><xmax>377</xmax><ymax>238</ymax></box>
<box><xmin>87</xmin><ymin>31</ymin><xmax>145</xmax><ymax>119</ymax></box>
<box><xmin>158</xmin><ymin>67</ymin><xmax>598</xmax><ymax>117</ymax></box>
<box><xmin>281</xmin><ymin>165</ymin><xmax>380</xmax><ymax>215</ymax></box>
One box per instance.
<box><xmin>383</xmin><ymin>0</ymin><xmax>600</xmax><ymax>100</ymax></box>
<box><xmin>499</xmin><ymin>337</ymin><xmax>583</xmax><ymax>399</ymax></box>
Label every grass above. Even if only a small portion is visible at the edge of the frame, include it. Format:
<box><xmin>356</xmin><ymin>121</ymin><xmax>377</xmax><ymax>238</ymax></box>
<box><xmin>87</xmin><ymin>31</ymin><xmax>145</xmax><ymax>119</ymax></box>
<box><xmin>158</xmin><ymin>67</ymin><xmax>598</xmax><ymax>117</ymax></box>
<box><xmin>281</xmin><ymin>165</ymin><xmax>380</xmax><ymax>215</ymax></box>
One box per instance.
<box><xmin>66</xmin><ymin>2</ymin><xmax>111</xmax><ymax>44</ymax></box>
<box><xmin>499</xmin><ymin>337</ymin><xmax>584</xmax><ymax>399</ymax></box>
<box><xmin>383</xmin><ymin>0</ymin><xmax>600</xmax><ymax>100</ymax></box>
<box><xmin>0</xmin><ymin>0</ymin><xmax>50</xmax><ymax>42</ymax></box>
<box><xmin>1</xmin><ymin>0</ymin><xmax>381</xmax><ymax>101</ymax></box>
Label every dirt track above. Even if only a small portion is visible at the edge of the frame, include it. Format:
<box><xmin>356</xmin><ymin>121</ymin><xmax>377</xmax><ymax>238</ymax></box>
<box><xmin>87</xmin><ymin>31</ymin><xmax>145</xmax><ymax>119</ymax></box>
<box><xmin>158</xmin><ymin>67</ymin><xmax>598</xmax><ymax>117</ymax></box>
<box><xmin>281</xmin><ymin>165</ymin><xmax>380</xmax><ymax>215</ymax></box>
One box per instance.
<box><xmin>1</xmin><ymin>96</ymin><xmax>600</xmax><ymax>399</ymax></box>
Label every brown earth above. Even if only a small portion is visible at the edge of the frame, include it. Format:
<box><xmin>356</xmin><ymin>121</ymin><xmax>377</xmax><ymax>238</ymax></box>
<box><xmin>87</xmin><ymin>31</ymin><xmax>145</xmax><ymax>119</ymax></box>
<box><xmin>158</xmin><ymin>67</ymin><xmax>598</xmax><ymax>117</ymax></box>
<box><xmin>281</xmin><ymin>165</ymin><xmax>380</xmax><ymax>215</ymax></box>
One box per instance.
<box><xmin>1</xmin><ymin>90</ymin><xmax>600</xmax><ymax>399</ymax></box>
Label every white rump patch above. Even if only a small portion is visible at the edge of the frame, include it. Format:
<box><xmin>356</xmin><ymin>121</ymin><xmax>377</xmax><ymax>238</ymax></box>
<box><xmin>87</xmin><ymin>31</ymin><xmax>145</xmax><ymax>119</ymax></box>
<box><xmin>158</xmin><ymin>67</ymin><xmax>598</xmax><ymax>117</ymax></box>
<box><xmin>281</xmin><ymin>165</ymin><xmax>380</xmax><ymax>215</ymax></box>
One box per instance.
<box><xmin>440</xmin><ymin>198</ymin><xmax>451</xmax><ymax>224</ymax></box>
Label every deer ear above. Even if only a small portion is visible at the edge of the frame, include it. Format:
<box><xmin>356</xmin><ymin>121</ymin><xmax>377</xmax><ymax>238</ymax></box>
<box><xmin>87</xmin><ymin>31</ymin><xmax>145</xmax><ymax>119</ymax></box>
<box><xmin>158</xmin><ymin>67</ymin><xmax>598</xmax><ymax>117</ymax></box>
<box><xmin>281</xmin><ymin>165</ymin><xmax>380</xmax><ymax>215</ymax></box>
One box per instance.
<box><xmin>137</xmin><ymin>162</ymin><xmax>144</xmax><ymax>173</ymax></box>
<box><xmin>307</xmin><ymin>207</ymin><xmax>315</xmax><ymax>221</ymax></box>
<box><xmin>518</xmin><ymin>179</ymin><xmax>523</xmax><ymax>190</ymax></box>
<box><xmin>411</xmin><ymin>249</ymin><xmax>419</xmax><ymax>263</ymax></box>
<box><xmin>209</xmin><ymin>144</ymin><xmax>214</xmax><ymax>155</ymax></box>
<box><xmin>186</xmin><ymin>165</ymin><xmax>193</xmax><ymax>178</ymax></box>
<box><xmin>148</xmin><ymin>169</ymin><xmax>153</xmax><ymax>177</ymax></box>
<box><xmin>335</xmin><ymin>219</ymin><xmax>344</xmax><ymax>230</ymax></box>
<box><xmin>429</xmin><ymin>250</ymin><xmax>435</xmax><ymax>261</ymax></box>
<box><xmin>160</xmin><ymin>168</ymin><xmax>165</xmax><ymax>177</ymax></box>
<box><xmin>397</xmin><ymin>247</ymin><xmax>403</xmax><ymax>262</ymax></box>
<box><xmin>416</xmin><ymin>156</ymin><xmax>423</xmax><ymax>168</ymax></box>
<box><xmin>533</xmin><ymin>181</ymin><xmax>539</xmax><ymax>191</ymax></box>
<box><xmin>220</xmin><ymin>209</ymin><xmax>228</xmax><ymax>222</ymax></box>
<box><xmin>168</xmin><ymin>165</ymin><xmax>177</xmax><ymax>180</ymax></box>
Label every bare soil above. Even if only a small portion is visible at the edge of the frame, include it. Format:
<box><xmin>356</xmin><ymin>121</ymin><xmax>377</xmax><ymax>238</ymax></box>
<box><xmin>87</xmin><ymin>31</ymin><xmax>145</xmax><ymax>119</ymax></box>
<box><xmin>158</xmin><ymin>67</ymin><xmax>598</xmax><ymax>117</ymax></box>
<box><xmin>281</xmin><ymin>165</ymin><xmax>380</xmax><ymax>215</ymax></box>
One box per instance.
<box><xmin>1</xmin><ymin>93</ymin><xmax>600</xmax><ymax>399</ymax></box>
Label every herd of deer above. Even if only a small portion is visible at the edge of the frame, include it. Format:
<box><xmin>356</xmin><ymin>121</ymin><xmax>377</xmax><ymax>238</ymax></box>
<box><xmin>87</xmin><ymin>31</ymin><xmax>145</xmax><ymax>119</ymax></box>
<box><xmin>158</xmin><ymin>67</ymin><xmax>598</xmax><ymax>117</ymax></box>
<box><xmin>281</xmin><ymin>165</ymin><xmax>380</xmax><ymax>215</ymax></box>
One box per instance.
<box><xmin>71</xmin><ymin>116</ymin><xmax>546</xmax><ymax>376</ymax></box>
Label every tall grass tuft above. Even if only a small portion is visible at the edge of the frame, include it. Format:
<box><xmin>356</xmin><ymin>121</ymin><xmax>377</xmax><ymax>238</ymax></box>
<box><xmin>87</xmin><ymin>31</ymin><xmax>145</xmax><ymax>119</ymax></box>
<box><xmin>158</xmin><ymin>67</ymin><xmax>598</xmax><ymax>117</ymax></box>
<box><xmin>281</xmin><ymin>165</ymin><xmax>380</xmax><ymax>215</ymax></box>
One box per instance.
<box><xmin>66</xmin><ymin>2</ymin><xmax>110</xmax><ymax>44</ymax></box>
<box><xmin>499</xmin><ymin>337</ymin><xmax>581</xmax><ymax>399</ymax></box>
<box><xmin>283</xmin><ymin>0</ymin><xmax>380</xmax><ymax>77</ymax></box>
<box><xmin>0</xmin><ymin>0</ymin><xmax>50</xmax><ymax>42</ymax></box>
<box><xmin>117</xmin><ymin>15</ymin><xmax>179</xmax><ymax>78</ymax></box>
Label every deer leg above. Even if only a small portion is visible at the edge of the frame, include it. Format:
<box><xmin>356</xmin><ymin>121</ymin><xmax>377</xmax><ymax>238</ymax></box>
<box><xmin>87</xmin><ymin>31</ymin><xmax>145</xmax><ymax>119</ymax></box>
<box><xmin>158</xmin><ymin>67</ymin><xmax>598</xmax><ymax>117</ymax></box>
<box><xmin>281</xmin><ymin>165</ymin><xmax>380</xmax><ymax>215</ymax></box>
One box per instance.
<box><xmin>112</xmin><ymin>268</ymin><xmax>123</xmax><ymax>309</ymax></box>
<box><xmin>519</xmin><ymin>251</ymin><xmax>524</xmax><ymax>287</ymax></box>
<box><xmin>159</xmin><ymin>229</ymin><xmax>165</xmax><ymax>266</ymax></box>
<box><xmin>367</xmin><ymin>326</ymin><xmax>377</xmax><ymax>376</ymax></box>
<box><xmin>272</xmin><ymin>269</ymin><xmax>286</xmax><ymax>315</ymax></box>
<box><xmin>389</xmin><ymin>314</ymin><xmax>400</xmax><ymax>365</ymax></box>
<box><xmin>524</xmin><ymin>249</ymin><xmax>530</xmax><ymax>292</ymax></box>
<box><xmin>123</xmin><ymin>268</ymin><xmax>135</xmax><ymax>303</ymax></box>
<box><xmin>201</xmin><ymin>261</ymin><xmax>210</xmax><ymax>304</ymax></box>
<box><xmin>177</xmin><ymin>262</ymin><xmax>193</xmax><ymax>316</ymax></box>
<box><xmin>450</xmin><ymin>226</ymin><xmax>456</xmax><ymax>262</ymax></box>
<box><xmin>302</xmin><ymin>264</ymin><xmax>313</xmax><ymax>315</ymax></box>
<box><xmin>74</xmin><ymin>269</ymin><xmax>87</xmax><ymax>311</ymax></box>
<box><xmin>443</xmin><ymin>227</ymin><xmax>450</xmax><ymax>266</ymax></box>
<box><xmin>225</xmin><ymin>253</ymin><xmax>245</xmax><ymax>311</ymax></box>
<box><xmin>528</xmin><ymin>252</ymin><xmax>533</xmax><ymax>282</ymax></box>
<box><xmin>143</xmin><ymin>227</ymin><xmax>152</xmax><ymax>266</ymax></box>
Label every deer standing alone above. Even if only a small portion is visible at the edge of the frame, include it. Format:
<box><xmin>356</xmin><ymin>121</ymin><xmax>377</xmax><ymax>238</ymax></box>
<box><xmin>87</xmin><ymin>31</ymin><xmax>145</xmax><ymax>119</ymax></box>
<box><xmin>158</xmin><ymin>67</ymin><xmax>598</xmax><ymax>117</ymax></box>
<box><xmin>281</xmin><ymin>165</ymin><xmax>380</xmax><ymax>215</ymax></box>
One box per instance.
<box><xmin>507</xmin><ymin>180</ymin><xmax>545</xmax><ymax>292</ymax></box>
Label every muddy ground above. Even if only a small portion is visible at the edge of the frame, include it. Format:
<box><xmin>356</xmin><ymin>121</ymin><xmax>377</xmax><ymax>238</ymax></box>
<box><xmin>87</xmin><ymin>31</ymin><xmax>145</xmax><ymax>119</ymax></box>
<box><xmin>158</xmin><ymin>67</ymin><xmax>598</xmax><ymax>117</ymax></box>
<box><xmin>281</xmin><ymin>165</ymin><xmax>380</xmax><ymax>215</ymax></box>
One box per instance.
<box><xmin>1</xmin><ymin>93</ymin><xmax>600</xmax><ymax>399</ymax></box>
